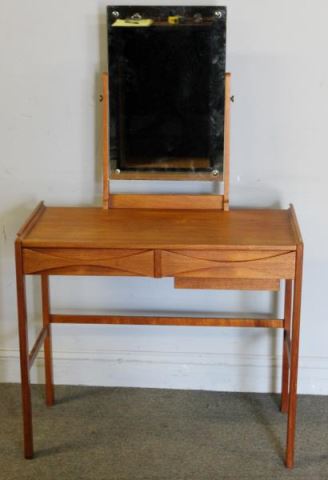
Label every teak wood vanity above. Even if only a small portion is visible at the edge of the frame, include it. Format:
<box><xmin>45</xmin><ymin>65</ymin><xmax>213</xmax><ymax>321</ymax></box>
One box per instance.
<box><xmin>15</xmin><ymin>6</ymin><xmax>303</xmax><ymax>469</ymax></box>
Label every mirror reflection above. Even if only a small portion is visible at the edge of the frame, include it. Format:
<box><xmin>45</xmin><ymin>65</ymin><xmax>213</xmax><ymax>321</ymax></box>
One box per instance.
<box><xmin>107</xmin><ymin>6</ymin><xmax>226</xmax><ymax>175</ymax></box>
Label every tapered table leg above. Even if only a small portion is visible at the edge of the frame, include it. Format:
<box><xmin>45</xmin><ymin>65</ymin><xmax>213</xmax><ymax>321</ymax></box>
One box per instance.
<box><xmin>15</xmin><ymin>240</ymin><xmax>34</xmax><ymax>459</ymax></box>
<box><xmin>41</xmin><ymin>274</ymin><xmax>55</xmax><ymax>406</ymax></box>
<box><xmin>281</xmin><ymin>280</ymin><xmax>292</xmax><ymax>413</ymax></box>
<box><xmin>285</xmin><ymin>244</ymin><xmax>303</xmax><ymax>468</ymax></box>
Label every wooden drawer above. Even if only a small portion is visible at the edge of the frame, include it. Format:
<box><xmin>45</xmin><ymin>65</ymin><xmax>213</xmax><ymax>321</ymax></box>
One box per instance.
<box><xmin>159</xmin><ymin>250</ymin><xmax>296</xmax><ymax>279</ymax></box>
<box><xmin>23</xmin><ymin>248</ymin><xmax>155</xmax><ymax>277</ymax></box>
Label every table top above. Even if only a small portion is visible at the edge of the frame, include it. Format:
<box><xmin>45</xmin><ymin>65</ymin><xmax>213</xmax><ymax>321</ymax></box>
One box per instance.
<box><xmin>18</xmin><ymin>203</ymin><xmax>301</xmax><ymax>251</ymax></box>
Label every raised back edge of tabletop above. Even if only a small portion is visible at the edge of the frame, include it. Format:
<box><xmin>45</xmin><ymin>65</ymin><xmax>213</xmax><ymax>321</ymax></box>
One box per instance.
<box><xmin>16</xmin><ymin>202</ymin><xmax>301</xmax><ymax>249</ymax></box>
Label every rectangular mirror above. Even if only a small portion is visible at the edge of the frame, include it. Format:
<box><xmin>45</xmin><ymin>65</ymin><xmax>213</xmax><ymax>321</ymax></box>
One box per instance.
<box><xmin>107</xmin><ymin>6</ymin><xmax>226</xmax><ymax>177</ymax></box>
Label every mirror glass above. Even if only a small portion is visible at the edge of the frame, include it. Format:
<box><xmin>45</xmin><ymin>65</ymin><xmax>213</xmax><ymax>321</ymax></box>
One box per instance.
<box><xmin>107</xmin><ymin>6</ymin><xmax>226</xmax><ymax>175</ymax></box>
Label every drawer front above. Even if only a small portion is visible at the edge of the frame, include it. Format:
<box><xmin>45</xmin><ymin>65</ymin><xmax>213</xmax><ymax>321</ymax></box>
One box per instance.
<box><xmin>159</xmin><ymin>250</ymin><xmax>296</xmax><ymax>279</ymax></box>
<box><xmin>23</xmin><ymin>248</ymin><xmax>155</xmax><ymax>277</ymax></box>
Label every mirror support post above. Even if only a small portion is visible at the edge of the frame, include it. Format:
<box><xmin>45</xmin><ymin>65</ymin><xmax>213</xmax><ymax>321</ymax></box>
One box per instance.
<box><xmin>102</xmin><ymin>72</ymin><xmax>110</xmax><ymax>209</ymax></box>
<box><xmin>223</xmin><ymin>72</ymin><xmax>231</xmax><ymax>211</ymax></box>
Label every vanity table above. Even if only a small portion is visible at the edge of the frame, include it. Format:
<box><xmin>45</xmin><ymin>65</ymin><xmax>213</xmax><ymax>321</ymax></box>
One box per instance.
<box><xmin>15</xmin><ymin>6</ymin><xmax>303</xmax><ymax>468</ymax></box>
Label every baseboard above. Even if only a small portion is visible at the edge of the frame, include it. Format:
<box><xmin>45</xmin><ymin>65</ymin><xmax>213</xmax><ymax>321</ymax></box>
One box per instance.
<box><xmin>1</xmin><ymin>348</ymin><xmax>327</xmax><ymax>394</ymax></box>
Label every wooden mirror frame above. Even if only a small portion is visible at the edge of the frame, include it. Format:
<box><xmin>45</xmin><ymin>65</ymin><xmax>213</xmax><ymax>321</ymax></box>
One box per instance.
<box><xmin>102</xmin><ymin>72</ymin><xmax>231</xmax><ymax>211</ymax></box>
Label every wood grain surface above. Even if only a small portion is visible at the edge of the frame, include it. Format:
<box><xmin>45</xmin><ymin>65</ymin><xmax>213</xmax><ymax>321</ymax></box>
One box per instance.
<box><xmin>20</xmin><ymin>207</ymin><xmax>299</xmax><ymax>250</ymax></box>
<box><xmin>174</xmin><ymin>278</ymin><xmax>280</xmax><ymax>291</ymax></box>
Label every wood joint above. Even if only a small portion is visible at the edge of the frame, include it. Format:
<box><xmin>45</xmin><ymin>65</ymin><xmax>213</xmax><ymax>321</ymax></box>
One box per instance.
<box><xmin>154</xmin><ymin>251</ymin><xmax>162</xmax><ymax>278</ymax></box>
